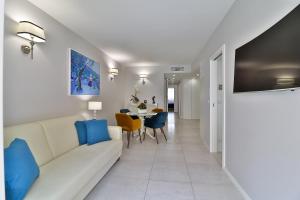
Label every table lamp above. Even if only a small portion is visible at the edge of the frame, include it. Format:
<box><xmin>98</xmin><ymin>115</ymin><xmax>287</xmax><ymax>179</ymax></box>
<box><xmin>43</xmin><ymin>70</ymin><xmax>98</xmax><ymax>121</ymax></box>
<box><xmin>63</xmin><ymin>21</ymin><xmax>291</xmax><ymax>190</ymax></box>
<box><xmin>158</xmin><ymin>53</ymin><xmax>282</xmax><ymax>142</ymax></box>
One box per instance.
<box><xmin>88</xmin><ymin>101</ymin><xmax>102</xmax><ymax>119</ymax></box>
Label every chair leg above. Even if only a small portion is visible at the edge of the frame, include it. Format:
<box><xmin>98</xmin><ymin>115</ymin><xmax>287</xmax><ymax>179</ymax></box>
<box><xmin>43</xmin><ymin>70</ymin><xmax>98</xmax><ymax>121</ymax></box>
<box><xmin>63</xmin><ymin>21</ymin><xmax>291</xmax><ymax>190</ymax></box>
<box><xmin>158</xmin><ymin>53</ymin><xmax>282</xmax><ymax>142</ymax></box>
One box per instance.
<box><xmin>160</xmin><ymin>128</ymin><xmax>167</xmax><ymax>142</ymax></box>
<box><xmin>138</xmin><ymin>129</ymin><xmax>142</xmax><ymax>143</ymax></box>
<box><xmin>127</xmin><ymin>131</ymin><xmax>130</xmax><ymax>148</ymax></box>
<box><xmin>143</xmin><ymin>128</ymin><xmax>146</xmax><ymax>141</ymax></box>
<box><xmin>153</xmin><ymin>129</ymin><xmax>159</xmax><ymax>144</ymax></box>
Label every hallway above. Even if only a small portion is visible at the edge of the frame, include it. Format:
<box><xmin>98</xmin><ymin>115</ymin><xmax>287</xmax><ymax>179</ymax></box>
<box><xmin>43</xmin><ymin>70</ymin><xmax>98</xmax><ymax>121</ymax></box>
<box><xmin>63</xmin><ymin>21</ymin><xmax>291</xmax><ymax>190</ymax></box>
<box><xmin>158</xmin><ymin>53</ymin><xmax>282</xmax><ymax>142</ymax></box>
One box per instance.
<box><xmin>86</xmin><ymin>113</ymin><xmax>243</xmax><ymax>200</ymax></box>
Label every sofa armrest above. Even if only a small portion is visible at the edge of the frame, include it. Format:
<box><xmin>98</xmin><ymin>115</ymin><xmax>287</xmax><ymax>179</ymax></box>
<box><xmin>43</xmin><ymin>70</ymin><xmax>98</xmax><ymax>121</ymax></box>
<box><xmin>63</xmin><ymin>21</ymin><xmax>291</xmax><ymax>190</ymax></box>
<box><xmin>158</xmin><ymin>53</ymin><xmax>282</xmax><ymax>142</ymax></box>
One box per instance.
<box><xmin>108</xmin><ymin>126</ymin><xmax>122</xmax><ymax>140</ymax></box>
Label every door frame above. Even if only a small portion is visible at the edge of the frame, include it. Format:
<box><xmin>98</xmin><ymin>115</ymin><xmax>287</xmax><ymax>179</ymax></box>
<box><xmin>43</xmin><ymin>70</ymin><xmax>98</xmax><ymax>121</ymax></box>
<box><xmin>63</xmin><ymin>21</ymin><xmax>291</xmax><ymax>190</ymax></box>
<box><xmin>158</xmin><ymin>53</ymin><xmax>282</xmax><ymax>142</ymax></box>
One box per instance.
<box><xmin>209</xmin><ymin>44</ymin><xmax>226</xmax><ymax>168</ymax></box>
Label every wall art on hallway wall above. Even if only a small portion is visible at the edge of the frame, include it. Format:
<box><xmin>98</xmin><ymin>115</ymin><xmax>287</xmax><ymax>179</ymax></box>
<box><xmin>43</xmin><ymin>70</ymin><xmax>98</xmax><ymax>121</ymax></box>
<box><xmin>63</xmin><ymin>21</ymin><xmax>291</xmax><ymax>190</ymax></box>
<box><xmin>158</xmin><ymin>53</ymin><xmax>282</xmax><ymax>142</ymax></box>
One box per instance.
<box><xmin>69</xmin><ymin>49</ymin><xmax>100</xmax><ymax>95</ymax></box>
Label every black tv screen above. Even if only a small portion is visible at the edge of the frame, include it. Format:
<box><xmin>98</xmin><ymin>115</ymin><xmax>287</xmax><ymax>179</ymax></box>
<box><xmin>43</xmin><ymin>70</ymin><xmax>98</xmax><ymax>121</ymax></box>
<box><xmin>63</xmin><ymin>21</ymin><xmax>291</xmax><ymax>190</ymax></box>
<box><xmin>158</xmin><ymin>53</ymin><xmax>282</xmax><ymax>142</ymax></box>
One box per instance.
<box><xmin>234</xmin><ymin>5</ymin><xmax>300</xmax><ymax>93</ymax></box>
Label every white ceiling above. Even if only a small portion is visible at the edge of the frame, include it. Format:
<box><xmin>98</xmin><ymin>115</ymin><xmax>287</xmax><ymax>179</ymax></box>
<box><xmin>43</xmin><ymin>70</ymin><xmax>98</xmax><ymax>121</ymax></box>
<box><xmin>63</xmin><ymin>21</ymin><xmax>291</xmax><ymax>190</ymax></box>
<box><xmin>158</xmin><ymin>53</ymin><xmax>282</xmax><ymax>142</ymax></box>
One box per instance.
<box><xmin>28</xmin><ymin>0</ymin><xmax>235</xmax><ymax>68</ymax></box>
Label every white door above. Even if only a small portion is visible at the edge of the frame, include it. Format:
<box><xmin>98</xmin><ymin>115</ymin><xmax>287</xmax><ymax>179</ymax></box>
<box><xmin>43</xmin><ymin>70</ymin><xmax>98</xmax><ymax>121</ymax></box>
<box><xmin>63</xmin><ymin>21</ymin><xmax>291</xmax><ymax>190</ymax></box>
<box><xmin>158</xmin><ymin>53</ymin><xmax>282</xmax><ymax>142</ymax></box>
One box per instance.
<box><xmin>210</xmin><ymin>45</ymin><xmax>226</xmax><ymax>168</ymax></box>
<box><xmin>216</xmin><ymin>56</ymin><xmax>223</xmax><ymax>152</ymax></box>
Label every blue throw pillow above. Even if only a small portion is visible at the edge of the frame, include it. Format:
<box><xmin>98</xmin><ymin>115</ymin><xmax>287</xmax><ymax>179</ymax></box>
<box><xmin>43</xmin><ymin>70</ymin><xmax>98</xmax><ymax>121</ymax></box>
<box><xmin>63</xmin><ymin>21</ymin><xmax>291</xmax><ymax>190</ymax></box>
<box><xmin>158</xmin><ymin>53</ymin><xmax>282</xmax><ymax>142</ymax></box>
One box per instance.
<box><xmin>74</xmin><ymin>121</ymin><xmax>87</xmax><ymax>145</ymax></box>
<box><xmin>85</xmin><ymin>119</ymin><xmax>111</xmax><ymax>145</ymax></box>
<box><xmin>5</xmin><ymin>139</ymin><xmax>40</xmax><ymax>200</ymax></box>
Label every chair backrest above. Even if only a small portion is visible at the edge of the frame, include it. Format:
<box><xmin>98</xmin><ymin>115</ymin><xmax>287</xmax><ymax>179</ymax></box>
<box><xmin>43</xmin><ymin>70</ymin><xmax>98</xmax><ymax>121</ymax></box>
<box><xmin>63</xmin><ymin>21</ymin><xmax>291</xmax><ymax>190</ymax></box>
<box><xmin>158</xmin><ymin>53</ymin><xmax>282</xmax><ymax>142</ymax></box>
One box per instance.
<box><xmin>152</xmin><ymin>108</ymin><xmax>163</xmax><ymax>113</ymax></box>
<box><xmin>120</xmin><ymin>108</ymin><xmax>130</xmax><ymax>113</ymax></box>
<box><xmin>152</xmin><ymin>112</ymin><xmax>168</xmax><ymax>125</ymax></box>
<box><xmin>115</xmin><ymin>113</ymin><xmax>132</xmax><ymax>128</ymax></box>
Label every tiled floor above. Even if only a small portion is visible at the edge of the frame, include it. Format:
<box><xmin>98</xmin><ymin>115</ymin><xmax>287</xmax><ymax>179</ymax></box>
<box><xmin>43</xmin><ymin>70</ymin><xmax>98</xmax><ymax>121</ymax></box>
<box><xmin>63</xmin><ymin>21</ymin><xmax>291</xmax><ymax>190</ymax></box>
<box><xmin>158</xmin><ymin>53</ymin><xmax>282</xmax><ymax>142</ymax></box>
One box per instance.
<box><xmin>85</xmin><ymin>113</ymin><xmax>244</xmax><ymax>200</ymax></box>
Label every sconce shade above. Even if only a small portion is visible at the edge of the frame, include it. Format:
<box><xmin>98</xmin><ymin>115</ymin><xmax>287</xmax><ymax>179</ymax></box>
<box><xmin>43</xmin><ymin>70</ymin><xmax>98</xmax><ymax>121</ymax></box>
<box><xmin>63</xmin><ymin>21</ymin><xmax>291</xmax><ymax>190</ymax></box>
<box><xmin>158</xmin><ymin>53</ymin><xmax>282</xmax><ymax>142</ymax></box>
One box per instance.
<box><xmin>17</xmin><ymin>21</ymin><xmax>46</xmax><ymax>43</ymax></box>
<box><xmin>88</xmin><ymin>101</ymin><xmax>102</xmax><ymax>111</ymax></box>
<box><xmin>109</xmin><ymin>68</ymin><xmax>119</xmax><ymax>76</ymax></box>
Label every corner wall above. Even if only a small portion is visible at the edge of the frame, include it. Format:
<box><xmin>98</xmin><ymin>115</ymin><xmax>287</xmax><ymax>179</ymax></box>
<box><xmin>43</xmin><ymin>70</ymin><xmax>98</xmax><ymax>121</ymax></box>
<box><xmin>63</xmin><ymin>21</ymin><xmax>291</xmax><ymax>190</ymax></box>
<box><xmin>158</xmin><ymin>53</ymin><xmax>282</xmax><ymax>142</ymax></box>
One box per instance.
<box><xmin>4</xmin><ymin>0</ymin><xmax>126</xmax><ymax>126</ymax></box>
<box><xmin>193</xmin><ymin>0</ymin><xmax>300</xmax><ymax>199</ymax></box>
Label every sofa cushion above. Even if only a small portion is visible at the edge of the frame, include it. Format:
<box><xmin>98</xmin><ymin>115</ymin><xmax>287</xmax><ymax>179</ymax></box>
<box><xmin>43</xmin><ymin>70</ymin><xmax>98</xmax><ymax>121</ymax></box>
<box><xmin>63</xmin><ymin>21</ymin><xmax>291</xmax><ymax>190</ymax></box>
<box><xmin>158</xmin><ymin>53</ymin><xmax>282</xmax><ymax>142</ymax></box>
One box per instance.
<box><xmin>39</xmin><ymin>115</ymin><xmax>83</xmax><ymax>158</ymax></box>
<box><xmin>85</xmin><ymin>120</ymin><xmax>111</xmax><ymax>145</ymax></box>
<box><xmin>74</xmin><ymin>121</ymin><xmax>87</xmax><ymax>145</ymax></box>
<box><xmin>5</xmin><ymin>139</ymin><xmax>40</xmax><ymax>200</ymax></box>
<box><xmin>4</xmin><ymin>123</ymin><xmax>53</xmax><ymax>167</ymax></box>
<box><xmin>24</xmin><ymin>140</ymin><xmax>122</xmax><ymax>200</ymax></box>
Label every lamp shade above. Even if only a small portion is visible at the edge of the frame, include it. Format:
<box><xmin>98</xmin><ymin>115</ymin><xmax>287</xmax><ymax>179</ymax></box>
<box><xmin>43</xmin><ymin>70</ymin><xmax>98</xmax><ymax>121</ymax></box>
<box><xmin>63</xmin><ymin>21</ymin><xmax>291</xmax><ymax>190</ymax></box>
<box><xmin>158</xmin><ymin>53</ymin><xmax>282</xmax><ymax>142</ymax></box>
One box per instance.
<box><xmin>109</xmin><ymin>68</ymin><xmax>119</xmax><ymax>76</ymax></box>
<box><xmin>17</xmin><ymin>21</ymin><xmax>46</xmax><ymax>43</ymax></box>
<box><xmin>88</xmin><ymin>101</ymin><xmax>102</xmax><ymax>111</ymax></box>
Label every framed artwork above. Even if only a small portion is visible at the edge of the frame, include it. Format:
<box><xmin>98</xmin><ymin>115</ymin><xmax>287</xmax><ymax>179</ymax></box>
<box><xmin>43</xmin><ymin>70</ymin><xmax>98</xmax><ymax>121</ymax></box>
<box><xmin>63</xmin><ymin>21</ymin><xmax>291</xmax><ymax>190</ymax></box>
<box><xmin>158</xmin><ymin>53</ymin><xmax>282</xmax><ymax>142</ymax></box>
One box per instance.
<box><xmin>69</xmin><ymin>49</ymin><xmax>100</xmax><ymax>95</ymax></box>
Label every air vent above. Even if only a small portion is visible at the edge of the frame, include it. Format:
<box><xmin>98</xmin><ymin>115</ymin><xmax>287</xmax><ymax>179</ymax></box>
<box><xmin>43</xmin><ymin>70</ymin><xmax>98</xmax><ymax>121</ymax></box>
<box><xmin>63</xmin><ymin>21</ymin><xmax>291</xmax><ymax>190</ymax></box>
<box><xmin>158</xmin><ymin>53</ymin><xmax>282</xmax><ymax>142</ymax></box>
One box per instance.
<box><xmin>170</xmin><ymin>66</ymin><xmax>185</xmax><ymax>72</ymax></box>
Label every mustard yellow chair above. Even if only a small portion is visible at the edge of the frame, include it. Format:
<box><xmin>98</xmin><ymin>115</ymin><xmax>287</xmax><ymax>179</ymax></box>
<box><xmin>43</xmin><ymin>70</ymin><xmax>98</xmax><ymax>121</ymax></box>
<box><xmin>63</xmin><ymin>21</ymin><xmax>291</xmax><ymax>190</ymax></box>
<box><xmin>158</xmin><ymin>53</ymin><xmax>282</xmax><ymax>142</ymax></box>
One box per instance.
<box><xmin>152</xmin><ymin>108</ymin><xmax>164</xmax><ymax>113</ymax></box>
<box><xmin>115</xmin><ymin>113</ymin><xmax>142</xmax><ymax>148</ymax></box>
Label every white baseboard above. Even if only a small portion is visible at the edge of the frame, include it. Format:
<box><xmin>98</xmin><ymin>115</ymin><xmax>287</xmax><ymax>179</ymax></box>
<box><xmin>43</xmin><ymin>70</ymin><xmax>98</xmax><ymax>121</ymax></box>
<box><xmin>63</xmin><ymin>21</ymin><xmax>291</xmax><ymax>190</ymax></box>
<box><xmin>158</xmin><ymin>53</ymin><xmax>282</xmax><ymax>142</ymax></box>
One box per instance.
<box><xmin>223</xmin><ymin>168</ymin><xmax>253</xmax><ymax>200</ymax></box>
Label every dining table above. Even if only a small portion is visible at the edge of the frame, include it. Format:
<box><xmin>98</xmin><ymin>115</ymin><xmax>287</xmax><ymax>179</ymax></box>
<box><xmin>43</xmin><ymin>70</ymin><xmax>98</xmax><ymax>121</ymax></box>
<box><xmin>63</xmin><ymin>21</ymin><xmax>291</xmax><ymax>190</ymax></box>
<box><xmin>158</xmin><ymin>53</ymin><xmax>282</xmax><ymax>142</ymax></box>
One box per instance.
<box><xmin>127</xmin><ymin>112</ymin><xmax>157</xmax><ymax>140</ymax></box>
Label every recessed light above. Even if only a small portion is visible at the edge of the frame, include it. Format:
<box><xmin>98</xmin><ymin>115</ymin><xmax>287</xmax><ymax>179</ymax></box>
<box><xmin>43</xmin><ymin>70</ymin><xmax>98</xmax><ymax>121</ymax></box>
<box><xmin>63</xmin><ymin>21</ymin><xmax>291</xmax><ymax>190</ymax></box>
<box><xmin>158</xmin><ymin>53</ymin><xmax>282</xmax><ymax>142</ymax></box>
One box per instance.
<box><xmin>172</xmin><ymin>74</ymin><xmax>176</xmax><ymax>77</ymax></box>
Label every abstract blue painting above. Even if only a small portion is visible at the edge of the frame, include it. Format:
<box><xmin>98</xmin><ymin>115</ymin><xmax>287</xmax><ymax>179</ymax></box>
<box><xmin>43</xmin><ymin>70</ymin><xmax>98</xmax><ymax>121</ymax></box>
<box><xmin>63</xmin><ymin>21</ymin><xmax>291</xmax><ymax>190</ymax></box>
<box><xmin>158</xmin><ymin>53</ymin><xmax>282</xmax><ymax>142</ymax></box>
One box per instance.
<box><xmin>70</xmin><ymin>49</ymin><xmax>100</xmax><ymax>95</ymax></box>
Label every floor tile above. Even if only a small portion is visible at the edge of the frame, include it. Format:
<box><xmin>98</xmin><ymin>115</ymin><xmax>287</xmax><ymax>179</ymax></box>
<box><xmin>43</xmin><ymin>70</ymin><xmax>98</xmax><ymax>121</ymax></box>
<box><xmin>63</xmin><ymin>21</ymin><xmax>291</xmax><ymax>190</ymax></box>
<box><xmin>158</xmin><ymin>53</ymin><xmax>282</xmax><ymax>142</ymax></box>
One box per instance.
<box><xmin>192</xmin><ymin>182</ymin><xmax>244</xmax><ymax>200</ymax></box>
<box><xmin>109</xmin><ymin>160</ymin><xmax>152</xmax><ymax>179</ymax></box>
<box><xmin>155</xmin><ymin>149</ymin><xmax>185</xmax><ymax>162</ymax></box>
<box><xmin>184</xmin><ymin>150</ymin><xmax>219</xmax><ymax>165</ymax></box>
<box><xmin>145</xmin><ymin>180</ymin><xmax>194</xmax><ymax>200</ymax></box>
<box><xmin>150</xmin><ymin>161</ymin><xmax>190</xmax><ymax>182</ymax></box>
<box><xmin>85</xmin><ymin>176</ymin><xmax>148</xmax><ymax>200</ymax></box>
<box><xmin>187</xmin><ymin>163</ymin><xmax>231</xmax><ymax>184</ymax></box>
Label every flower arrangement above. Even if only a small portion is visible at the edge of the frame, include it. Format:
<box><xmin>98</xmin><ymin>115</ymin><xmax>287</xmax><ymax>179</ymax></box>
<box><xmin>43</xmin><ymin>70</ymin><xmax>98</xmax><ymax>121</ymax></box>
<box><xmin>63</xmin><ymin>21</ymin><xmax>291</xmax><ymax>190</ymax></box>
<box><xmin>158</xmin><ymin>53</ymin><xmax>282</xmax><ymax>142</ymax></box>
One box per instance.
<box><xmin>137</xmin><ymin>103</ymin><xmax>147</xmax><ymax>110</ymax></box>
<box><xmin>130</xmin><ymin>84</ymin><xmax>140</xmax><ymax>104</ymax></box>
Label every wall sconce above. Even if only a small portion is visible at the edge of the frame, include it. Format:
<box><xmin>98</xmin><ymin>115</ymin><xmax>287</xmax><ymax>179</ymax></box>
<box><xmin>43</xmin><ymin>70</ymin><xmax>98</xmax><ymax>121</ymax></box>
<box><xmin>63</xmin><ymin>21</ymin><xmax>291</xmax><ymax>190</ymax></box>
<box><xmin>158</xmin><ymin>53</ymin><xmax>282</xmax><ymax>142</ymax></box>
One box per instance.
<box><xmin>109</xmin><ymin>68</ymin><xmax>119</xmax><ymax>80</ymax></box>
<box><xmin>17</xmin><ymin>21</ymin><xmax>46</xmax><ymax>59</ymax></box>
<box><xmin>139</xmin><ymin>74</ymin><xmax>147</xmax><ymax>85</ymax></box>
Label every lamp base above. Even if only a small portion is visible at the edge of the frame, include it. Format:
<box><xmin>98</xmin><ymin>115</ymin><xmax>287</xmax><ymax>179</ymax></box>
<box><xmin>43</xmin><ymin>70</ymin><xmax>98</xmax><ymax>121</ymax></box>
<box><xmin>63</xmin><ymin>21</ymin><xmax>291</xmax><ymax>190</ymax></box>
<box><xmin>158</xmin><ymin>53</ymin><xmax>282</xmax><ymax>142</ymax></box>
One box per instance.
<box><xmin>21</xmin><ymin>41</ymin><xmax>35</xmax><ymax>59</ymax></box>
<box><xmin>93</xmin><ymin>110</ymin><xmax>97</xmax><ymax>119</ymax></box>
<box><xmin>21</xmin><ymin>45</ymin><xmax>31</xmax><ymax>54</ymax></box>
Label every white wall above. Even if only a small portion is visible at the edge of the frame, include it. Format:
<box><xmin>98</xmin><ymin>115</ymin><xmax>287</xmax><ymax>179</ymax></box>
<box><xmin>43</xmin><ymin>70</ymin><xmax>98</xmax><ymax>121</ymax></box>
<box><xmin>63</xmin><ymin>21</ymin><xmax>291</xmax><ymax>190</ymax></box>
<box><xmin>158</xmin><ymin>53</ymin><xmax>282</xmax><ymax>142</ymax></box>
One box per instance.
<box><xmin>0</xmin><ymin>0</ymin><xmax>4</xmax><ymax>198</ymax></box>
<box><xmin>123</xmin><ymin>66</ymin><xmax>180</xmax><ymax>110</ymax></box>
<box><xmin>191</xmin><ymin>78</ymin><xmax>200</xmax><ymax>119</ymax></box>
<box><xmin>179</xmin><ymin>79</ymin><xmax>191</xmax><ymax>119</ymax></box>
<box><xmin>178</xmin><ymin>78</ymin><xmax>200</xmax><ymax>119</ymax></box>
<box><xmin>4</xmin><ymin>0</ymin><xmax>127</xmax><ymax>126</ymax></box>
<box><xmin>193</xmin><ymin>0</ymin><xmax>300</xmax><ymax>199</ymax></box>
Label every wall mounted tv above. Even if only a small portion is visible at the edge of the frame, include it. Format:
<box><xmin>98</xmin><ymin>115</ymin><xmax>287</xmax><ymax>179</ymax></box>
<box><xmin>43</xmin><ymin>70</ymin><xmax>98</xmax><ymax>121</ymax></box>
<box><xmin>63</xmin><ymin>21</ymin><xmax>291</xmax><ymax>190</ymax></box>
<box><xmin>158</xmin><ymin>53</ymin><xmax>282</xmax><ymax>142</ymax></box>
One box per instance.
<box><xmin>233</xmin><ymin>5</ymin><xmax>300</xmax><ymax>93</ymax></box>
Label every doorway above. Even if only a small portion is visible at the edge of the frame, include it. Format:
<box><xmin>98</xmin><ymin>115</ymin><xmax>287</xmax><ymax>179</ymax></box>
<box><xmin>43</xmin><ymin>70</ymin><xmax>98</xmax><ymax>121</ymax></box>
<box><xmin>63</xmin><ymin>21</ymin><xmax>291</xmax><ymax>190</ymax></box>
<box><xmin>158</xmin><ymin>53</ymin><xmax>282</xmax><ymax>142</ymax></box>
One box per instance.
<box><xmin>168</xmin><ymin>88</ymin><xmax>175</xmax><ymax>112</ymax></box>
<box><xmin>210</xmin><ymin>45</ymin><xmax>226</xmax><ymax>168</ymax></box>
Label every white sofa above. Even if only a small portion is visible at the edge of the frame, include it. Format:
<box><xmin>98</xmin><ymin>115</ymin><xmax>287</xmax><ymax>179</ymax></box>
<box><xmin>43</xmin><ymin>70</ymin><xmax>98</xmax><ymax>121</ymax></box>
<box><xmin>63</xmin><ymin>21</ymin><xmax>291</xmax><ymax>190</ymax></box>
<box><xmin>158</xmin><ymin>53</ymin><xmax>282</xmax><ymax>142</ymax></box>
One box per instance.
<box><xmin>4</xmin><ymin>114</ymin><xmax>123</xmax><ymax>200</ymax></box>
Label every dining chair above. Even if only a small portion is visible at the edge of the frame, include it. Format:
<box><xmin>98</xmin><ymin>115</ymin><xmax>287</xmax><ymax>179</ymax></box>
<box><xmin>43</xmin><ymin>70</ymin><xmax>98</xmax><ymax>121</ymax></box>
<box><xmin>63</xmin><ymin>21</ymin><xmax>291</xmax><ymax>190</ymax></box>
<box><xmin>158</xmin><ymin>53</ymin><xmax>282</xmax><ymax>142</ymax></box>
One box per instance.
<box><xmin>120</xmin><ymin>108</ymin><xmax>130</xmax><ymax>113</ymax></box>
<box><xmin>115</xmin><ymin>113</ymin><xmax>142</xmax><ymax>148</ymax></box>
<box><xmin>144</xmin><ymin>112</ymin><xmax>168</xmax><ymax>144</ymax></box>
<box><xmin>152</xmin><ymin>108</ymin><xmax>164</xmax><ymax>113</ymax></box>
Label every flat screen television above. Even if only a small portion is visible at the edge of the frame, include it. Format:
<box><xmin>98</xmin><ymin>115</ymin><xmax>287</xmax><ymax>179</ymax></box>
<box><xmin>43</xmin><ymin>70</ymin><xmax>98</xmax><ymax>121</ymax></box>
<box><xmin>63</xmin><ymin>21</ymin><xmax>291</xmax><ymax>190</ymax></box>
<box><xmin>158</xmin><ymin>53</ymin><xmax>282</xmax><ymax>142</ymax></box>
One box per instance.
<box><xmin>233</xmin><ymin>5</ymin><xmax>300</xmax><ymax>93</ymax></box>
